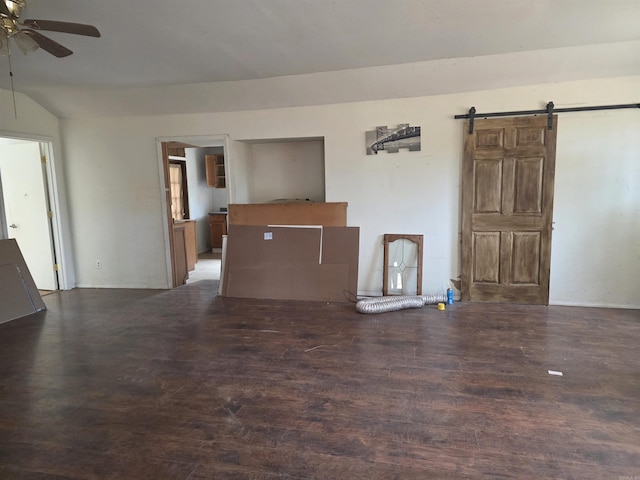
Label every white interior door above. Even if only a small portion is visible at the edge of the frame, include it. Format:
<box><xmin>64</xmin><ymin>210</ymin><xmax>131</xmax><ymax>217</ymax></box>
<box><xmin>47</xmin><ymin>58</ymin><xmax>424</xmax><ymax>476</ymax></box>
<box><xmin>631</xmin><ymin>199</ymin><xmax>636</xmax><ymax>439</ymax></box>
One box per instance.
<box><xmin>0</xmin><ymin>141</ymin><xmax>58</xmax><ymax>290</ymax></box>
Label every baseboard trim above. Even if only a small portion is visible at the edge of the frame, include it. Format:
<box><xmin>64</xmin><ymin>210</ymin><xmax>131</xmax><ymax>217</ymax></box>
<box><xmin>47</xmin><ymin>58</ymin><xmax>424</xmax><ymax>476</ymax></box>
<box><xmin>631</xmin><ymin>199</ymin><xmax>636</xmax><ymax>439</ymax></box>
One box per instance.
<box><xmin>549</xmin><ymin>301</ymin><xmax>640</xmax><ymax>310</ymax></box>
<box><xmin>75</xmin><ymin>283</ymin><xmax>168</xmax><ymax>290</ymax></box>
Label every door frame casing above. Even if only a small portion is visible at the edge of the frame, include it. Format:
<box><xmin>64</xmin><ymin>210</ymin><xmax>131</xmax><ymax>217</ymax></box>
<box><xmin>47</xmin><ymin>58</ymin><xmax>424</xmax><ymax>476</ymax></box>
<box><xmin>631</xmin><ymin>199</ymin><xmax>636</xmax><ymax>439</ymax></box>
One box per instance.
<box><xmin>0</xmin><ymin>170</ymin><xmax>7</xmax><ymax>239</ymax></box>
<box><xmin>156</xmin><ymin>134</ymin><xmax>230</xmax><ymax>288</ymax></box>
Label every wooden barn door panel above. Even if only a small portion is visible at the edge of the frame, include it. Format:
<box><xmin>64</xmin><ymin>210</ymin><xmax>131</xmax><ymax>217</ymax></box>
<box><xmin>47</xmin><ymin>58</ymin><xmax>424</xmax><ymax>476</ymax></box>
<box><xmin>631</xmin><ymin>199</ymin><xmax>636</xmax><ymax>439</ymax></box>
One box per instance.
<box><xmin>461</xmin><ymin>116</ymin><xmax>557</xmax><ymax>304</ymax></box>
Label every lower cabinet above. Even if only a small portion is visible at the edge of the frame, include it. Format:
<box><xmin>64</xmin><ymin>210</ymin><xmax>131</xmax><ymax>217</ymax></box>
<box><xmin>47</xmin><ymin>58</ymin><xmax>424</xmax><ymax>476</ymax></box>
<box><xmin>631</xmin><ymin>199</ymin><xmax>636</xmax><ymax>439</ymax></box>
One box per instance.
<box><xmin>182</xmin><ymin>220</ymin><xmax>197</xmax><ymax>271</ymax></box>
<box><xmin>209</xmin><ymin>213</ymin><xmax>228</xmax><ymax>249</ymax></box>
<box><xmin>174</xmin><ymin>220</ymin><xmax>197</xmax><ymax>271</ymax></box>
<box><xmin>171</xmin><ymin>223</ymin><xmax>188</xmax><ymax>286</ymax></box>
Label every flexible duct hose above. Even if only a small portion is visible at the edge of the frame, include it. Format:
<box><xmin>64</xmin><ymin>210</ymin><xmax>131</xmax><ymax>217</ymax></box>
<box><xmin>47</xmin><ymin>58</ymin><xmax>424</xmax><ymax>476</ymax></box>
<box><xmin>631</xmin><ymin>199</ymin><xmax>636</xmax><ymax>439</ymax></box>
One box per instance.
<box><xmin>356</xmin><ymin>294</ymin><xmax>447</xmax><ymax>314</ymax></box>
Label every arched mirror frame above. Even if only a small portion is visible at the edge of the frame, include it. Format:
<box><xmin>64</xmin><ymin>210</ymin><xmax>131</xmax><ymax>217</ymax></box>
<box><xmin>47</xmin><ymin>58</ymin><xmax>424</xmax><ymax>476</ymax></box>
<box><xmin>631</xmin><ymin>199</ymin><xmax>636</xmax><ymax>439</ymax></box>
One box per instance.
<box><xmin>383</xmin><ymin>234</ymin><xmax>424</xmax><ymax>296</ymax></box>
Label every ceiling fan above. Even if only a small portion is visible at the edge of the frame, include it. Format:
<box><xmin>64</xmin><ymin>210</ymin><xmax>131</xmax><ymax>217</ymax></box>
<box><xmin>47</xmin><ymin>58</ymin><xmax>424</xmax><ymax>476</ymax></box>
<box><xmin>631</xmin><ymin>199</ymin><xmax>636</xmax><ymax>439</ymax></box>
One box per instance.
<box><xmin>0</xmin><ymin>0</ymin><xmax>100</xmax><ymax>58</ymax></box>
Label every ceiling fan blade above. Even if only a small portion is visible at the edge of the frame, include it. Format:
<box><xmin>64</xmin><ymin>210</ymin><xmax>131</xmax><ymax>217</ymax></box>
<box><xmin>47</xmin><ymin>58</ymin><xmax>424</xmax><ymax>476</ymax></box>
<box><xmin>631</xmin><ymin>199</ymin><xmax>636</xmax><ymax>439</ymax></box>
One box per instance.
<box><xmin>21</xmin><ymin>29</ymin><xmax>72</xmax><ymax>57</ymax></box>
<box><xmin>0</xmin><ymin>2</ymin><xmax>11</xmax><ymax>17</ymax></box>
<box><xmin>22</xmin><ymin>19</ymin><xmax>100</xmax><ymax>37</ymax></box>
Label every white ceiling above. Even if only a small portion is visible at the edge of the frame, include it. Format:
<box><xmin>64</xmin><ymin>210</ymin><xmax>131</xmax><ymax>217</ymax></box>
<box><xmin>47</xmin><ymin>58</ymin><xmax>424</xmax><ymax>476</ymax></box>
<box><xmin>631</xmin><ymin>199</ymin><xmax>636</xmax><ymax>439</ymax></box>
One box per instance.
<box><xmin>2</xmin><ymin>0</ymin><xmax>639</xmax><ymax>117</ymax></box>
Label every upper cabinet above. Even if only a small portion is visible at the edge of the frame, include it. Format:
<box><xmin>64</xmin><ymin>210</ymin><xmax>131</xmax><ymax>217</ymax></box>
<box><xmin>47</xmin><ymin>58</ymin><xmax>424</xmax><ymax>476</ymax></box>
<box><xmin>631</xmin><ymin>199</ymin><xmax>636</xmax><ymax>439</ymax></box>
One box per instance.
<box><xmin>205</xmin><ymin>154</ymin><xmax>225</xmax><ymax>188</ymax></box>
<box><xmin>167</xmin><ymin>146</ymin><xmax>186</xmax><ymax>157</ymax></box>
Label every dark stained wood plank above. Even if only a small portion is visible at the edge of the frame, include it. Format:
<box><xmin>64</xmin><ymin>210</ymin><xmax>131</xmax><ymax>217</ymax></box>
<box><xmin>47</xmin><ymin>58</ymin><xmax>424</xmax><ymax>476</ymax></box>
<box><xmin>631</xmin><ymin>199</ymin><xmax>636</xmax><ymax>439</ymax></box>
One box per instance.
<box><xmin>0</xmin><ymin>283</ymin><xmax>638</xmax><ymax>479</ymax></box>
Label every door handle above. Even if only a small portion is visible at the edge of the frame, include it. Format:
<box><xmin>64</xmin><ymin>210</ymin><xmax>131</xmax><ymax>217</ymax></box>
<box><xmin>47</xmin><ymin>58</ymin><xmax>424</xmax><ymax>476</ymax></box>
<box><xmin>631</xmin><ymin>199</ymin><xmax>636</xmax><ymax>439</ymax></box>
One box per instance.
<box><xmin>9</xmin><ymin>224</ymin><xmax>17</xmax><ymax>229</ymax></box>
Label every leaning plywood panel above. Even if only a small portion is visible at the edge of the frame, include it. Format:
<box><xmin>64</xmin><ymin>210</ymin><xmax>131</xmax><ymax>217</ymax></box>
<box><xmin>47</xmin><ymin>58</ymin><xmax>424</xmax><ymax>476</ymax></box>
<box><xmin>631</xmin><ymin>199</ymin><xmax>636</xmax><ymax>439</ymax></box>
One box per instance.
<box><xmin>228</xmin><ymin>202</ymin><xmax>347</xmax><ymax>226</ymax></box>
<box><xmin>222</xmin><ymin>225</ymin><xmax>359</xmax><ymax>302</ymax></box>
<box><xmin>226</xmin><ymin>264</ymin><xmax>350</xmax><ymax>302</ymax></box>
<box><xmin>0</xmin><ymin>239</ymin><xmax>46</xmax><ymax>322</ymax></box>
<box><xmin>0</xmin><ymin>263</ymin><xmax>39</xmax><ymax>324</ymax></box>
<box><xmin>322</xmin><ymin>227</ymin><xmax>360</xmax><ymax>300</ymax></box>
<box><xmin>225</xmin><ymin>225</ymin><xmax>322</xmax><ymax>267</ymax></box>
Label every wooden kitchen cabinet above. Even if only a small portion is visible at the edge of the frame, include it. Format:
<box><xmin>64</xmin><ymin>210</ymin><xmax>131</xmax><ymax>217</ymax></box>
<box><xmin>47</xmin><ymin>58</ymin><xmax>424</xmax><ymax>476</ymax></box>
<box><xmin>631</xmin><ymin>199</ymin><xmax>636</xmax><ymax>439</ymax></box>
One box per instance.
<box><xmin>183</xmin><ymin>220</ymin><xmax>197</xmax><ymax>271</ymax></box>
<box><xmin>209</xmin><ymin>213</ymin><xmax>228</xmax><ymax>249</ymax></box>
<box><xmin>174</xmin><ymin>219</ymin><xmax>197</xmax><ymax>271</ymax></box>
<box><xmin>205</xmin><ymin>154</ymin><xmax>226</xmax><ymax>188</ymax></box>
<box><xmin>171</xmin><ymin>223</ymin><xmax>188</xmax><ymax>286</ymax></box>
<box><xmin>167</xmin><ymin>146</ymin><xmax>185</xmax><ymax>157</ymax></box>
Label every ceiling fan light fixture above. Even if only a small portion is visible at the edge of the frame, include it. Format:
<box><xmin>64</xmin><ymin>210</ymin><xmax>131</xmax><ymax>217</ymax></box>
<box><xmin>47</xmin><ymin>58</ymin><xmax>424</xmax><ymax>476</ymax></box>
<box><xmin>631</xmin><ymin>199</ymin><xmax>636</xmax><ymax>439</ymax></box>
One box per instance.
<box><xmin>5</xmin><ymin>1</ymin><xmax>26</xmax><ymax>18</ymax></box>
<box><xmin>13</xmin><ymin>30</ymin><xmax>38</xmax><ymax>54</ymax></box>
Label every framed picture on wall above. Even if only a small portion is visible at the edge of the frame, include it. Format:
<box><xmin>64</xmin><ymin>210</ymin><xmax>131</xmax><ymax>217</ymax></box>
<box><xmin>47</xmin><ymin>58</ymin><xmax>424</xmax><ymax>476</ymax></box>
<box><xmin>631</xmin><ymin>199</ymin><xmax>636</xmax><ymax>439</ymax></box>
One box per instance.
<box><xmin>366</xmin><ymin>123</ymin><xmax>421</xmax><ymax>155</ymax></box>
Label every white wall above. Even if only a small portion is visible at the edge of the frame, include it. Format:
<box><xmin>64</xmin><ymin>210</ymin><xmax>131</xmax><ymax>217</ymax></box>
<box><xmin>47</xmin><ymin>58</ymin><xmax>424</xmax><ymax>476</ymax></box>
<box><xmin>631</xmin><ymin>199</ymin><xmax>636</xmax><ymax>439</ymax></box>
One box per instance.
<box><xmin>59</xmin><ymin>76</ymin><xmax>640</xmax><ymax>307</ymax></box>
<box><xmin>0</xmin><ymin>89</ymin><xmax>75</xmax><ymax>289</ymax></box>
<box><xmin>550</xmin><ymin>109</ymin><xmax>640</xmax><ymax>307</ymax></box>
<box><xmin>243</xmin><ymin>140</ymin><xmax>325</xmax><ymax>203</ymax></box>
<box><xmin>64</xmin><ymin>116</ymin><xmax>168</xmax><ymax>288</ymax></box>
<box><xmin>228</xmin><ymin>140</ymin><xmax>253</xmax><ymax>204</ymax></box>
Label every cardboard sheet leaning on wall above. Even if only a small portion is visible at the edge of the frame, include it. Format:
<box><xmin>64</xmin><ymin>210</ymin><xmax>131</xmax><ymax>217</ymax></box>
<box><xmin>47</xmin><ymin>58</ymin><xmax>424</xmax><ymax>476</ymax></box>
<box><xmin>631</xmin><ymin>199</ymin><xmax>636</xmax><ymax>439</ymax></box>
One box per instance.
<box><xmin>222</xmin><ymin>225</ymin><xmax>359</xmax><ymax>303</ymax></box>
<box><xmin>0</xmin><ymin>239</ymin><xmax>46</xmax><ymax>324</ymax></box>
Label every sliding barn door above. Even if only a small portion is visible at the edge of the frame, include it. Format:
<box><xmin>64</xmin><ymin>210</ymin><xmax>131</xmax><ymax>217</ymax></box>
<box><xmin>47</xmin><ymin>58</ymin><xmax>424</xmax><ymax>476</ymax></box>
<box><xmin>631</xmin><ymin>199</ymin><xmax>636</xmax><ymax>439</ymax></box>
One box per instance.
<box><xmin>461</xmin><ymin>115</ymin><xmax>557</xmax><ymax>304</ymax></box>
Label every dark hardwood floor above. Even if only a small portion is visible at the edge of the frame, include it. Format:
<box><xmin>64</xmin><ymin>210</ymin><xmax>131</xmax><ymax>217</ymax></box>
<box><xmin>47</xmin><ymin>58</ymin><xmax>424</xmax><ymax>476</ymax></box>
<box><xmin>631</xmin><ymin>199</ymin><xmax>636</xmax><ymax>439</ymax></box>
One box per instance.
<box><xmin>0</xmin><ymin>281</ymin><xmax>638</xmax><ymax>479</ymax></box>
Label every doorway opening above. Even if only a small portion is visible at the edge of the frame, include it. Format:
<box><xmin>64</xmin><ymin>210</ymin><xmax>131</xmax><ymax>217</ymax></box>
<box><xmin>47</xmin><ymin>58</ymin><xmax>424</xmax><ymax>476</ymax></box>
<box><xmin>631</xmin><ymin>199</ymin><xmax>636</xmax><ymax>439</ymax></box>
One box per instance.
<box><xmin>0</xmin><ymin>137</ymin><xmax>63</xmax><ymax>292</ymax></box>
<box><xmin>158</xmin><ymin>136</ymin><xmax>230</xmax><ymax>288</ymax></box>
